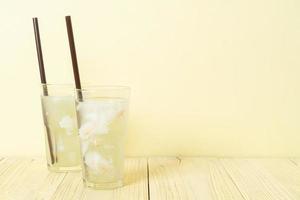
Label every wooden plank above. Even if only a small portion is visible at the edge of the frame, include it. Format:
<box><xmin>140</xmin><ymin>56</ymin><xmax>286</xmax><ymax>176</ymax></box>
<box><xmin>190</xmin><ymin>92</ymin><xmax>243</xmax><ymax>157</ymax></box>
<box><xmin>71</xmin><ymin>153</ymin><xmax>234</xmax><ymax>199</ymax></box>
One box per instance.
<box><xmin>0</xmin><ymin>158</ymin><xmax>66</xmax><ymax>200</ymax></box>
<box><xmin>34</xmin><ymin>172</ymin><xmax>66</xmax><ymax>200</ymax></box>
<box><xmin>1</xmin><ymin>157</ymin><xmax>300</xmax><ymax>199</ymax></box>
<box><xmin>0</xmin><ymin>158</ymin><xmax>33</xmax><ymax>199</ymax></box>
<box><xmin>221</xmin><ymin>159</ymin><xmax>298</xmax><ymax>200</ymax></box>
<box><xmin>149</xmin><ymin>157</ymin><xmax>198</xmax><ymax>199</ymax></box>
<box><xmin>252</xmin><ymin>159</ymin><xmax>300</xmax><ymax>199</ymax></box>
<box><xmin>203</xmin><ymin>159</ymin><xmax>245</xmax><ymax>200</ymax></box>
<box><xmin>50</xmin><ymin>172</ymin><xmax>84</xmax><ymax>200</ymax></box>
<box><xmin>0</xmin><ymin>158</ymin><xmax>18</xmax><ymax>177</ymax></box>
<box><xmin>51</xmin><ymin>158</ymin><xmax>148</xmax><ymax>200</ymax></box>
<box><xmin>0</xmin><ymin>158</ymin><xmax>32</xmax><ymax>190</ymax></box>
<box><xmin>148</xmin><ymin>157</ymin><xmax>244</xmax><ymax>200</ymax></box>
<box><xmin>30</xmin><ymin>158</ymin><xmax>67</xmax><ymax>200</ymax></box>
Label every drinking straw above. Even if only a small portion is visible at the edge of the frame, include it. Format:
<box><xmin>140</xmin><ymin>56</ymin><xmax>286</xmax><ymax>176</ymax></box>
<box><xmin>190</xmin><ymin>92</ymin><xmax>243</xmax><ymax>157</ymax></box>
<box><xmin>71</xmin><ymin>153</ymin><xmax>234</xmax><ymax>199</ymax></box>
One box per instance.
<box><xmin>32</xmin><ymin>17</ymin><xmax>48</xmax><ymax>96</ymax></box>
<box><xmin>65</xmin><ymin>16</ymin><xmax>83</xmax><ymax>100</ymax></box>
<box><xmin>32</xmin><ymin>17</ymin><xmax>55</xmax><ymax>164</ymax></box>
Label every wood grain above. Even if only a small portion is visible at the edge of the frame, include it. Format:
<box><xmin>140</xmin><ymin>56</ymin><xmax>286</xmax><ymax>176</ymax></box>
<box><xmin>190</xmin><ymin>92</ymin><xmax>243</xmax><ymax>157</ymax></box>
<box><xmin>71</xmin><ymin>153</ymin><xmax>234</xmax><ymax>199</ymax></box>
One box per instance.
<box><xmin>148</xmin><ymin>157</ymin><xmax>244</xmax><ymax>200</ymax></box>
<box><xmin>0</xmin><ymin>157</ymin><xmax>300</xmax><ymax>199</ymax></box>
<box><xmin>221</xmin><ymin>158</ymin><xmax>298</xmax><ymax>200</ymax></box>
<box><xmin>253</xmin><ymin>159</ymin><xmax>300</xmax><ymax>199</ymax></box>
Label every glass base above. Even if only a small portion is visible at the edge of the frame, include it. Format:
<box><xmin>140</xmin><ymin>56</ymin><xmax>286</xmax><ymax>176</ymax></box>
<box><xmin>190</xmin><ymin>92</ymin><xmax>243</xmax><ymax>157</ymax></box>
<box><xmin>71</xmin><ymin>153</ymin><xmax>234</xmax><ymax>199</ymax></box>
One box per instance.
<box><xmin>84</xmin><ymin>179</ymin><xmax>123</xmax><ymax>190</ymax></box>
<box><xmin>47</xmin><ymin>164</ymin><xmax>81</xmax><ymax>173</ymax></box>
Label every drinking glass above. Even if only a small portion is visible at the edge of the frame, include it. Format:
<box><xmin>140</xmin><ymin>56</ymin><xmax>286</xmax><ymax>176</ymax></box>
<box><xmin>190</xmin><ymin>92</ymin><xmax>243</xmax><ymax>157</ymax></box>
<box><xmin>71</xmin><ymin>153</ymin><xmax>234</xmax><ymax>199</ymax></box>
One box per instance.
<box><xmin>75</xmin><ymin>86</ymin><xmax>130</xmax><ymax>189</ymax></box>
<box><xmin>41</xmin><ymin>84</ymin><xmax>81</xmax><ymax>172</ymax></box>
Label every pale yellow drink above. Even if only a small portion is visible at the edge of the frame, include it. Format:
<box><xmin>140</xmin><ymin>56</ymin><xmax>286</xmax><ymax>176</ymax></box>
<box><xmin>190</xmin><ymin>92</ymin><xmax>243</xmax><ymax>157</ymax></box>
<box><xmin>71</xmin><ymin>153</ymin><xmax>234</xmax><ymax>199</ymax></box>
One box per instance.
<box><xmin>76</xmin><ymin>98</ymin><xmax>128</xmax><ymax>189</ymax></box>
<box><xmin>41</xmin><ymin>96</ymin><xmax>81</xmax><ymax>172</ymax></box>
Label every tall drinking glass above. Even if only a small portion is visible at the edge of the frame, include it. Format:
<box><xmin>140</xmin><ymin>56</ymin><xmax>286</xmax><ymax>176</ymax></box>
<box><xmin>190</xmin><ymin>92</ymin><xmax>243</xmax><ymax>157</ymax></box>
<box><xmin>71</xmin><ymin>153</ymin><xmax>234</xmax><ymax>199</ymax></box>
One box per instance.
<box><xmin>41</xmin><ymin>84</ymin><xmax>81</xmax><ymax>172</ymax></box>
<box><xmin>75</xmin><ymin>86</ymin><xmax>130</xmax><ymax>189</ymax></box>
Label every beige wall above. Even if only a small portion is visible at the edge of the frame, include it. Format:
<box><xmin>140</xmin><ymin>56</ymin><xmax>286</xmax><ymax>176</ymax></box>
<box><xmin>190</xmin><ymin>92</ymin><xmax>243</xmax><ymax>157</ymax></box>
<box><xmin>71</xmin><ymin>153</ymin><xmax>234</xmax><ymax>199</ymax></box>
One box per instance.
<box><xmin>0</xmin><ymin>0</ymin><xmax>299</xmax><ymax>156</ymax></box>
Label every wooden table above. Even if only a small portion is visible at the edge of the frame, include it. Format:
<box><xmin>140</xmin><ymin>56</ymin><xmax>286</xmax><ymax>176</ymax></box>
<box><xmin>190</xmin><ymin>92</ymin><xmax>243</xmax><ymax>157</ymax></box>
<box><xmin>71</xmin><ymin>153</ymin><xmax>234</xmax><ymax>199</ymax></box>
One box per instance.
<box><xmin>0</xmin><ymin>157</ymin><xmax>299</xmax><ymax>199</ymax></box>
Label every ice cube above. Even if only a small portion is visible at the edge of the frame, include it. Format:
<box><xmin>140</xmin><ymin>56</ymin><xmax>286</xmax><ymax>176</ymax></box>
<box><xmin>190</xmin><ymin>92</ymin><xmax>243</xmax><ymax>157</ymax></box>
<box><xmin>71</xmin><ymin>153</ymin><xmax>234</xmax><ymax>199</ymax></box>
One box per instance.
<box><xmin>78</xmin><ymin>99</ymin><xmax>127</xmax><ymax>137</ymax></box>
<box><xmin>77</xmin><ymin>101</ymin><xmax>98</xmax><ymax>113</ymax></box>
<box><xmin>79</xmin><ymin>121</ymin><xmax>97</xmax><ymax>140</ymax></box>
<box><xmin>84</xmin><ymin>151</ymin><xmax>113</xmax><ymax>173</ymax></box>
<box><xmin>85</xmin><ymin>113</ymin><xmax>98</xmax><ymax>121</ymax></box>
<box><xmin>79</xmin><ymin>123</ymin><xmax>105</xmax><ymax>142</ymax></box>
<box><xmin>59</xmin><ymin>115</ymin><xmax>74</xmax><ymax>135</ymax></box>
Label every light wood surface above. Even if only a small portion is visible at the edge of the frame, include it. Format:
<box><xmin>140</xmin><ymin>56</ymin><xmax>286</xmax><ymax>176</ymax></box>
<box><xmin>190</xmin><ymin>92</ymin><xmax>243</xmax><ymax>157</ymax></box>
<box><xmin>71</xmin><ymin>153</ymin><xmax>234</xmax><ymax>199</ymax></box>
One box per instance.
<box><xmin>0</xmin><ymin>157</ymin><xmax>299</xmax><ymax>199</ymax></box>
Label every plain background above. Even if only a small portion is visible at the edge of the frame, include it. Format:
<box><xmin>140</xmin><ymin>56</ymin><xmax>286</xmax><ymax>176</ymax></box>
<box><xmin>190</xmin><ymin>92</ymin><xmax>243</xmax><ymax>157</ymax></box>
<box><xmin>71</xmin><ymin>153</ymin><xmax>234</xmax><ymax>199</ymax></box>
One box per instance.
<box><xmin>0</xmin><ymin>0</ymin><xmax>299</xmax><ymax>157</ymax></box>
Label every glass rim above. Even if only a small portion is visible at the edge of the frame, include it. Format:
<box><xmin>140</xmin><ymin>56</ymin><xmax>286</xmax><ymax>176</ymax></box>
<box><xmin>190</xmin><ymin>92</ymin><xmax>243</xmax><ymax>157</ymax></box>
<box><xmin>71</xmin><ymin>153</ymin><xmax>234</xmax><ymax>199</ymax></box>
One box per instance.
<box><xmin>41</xmin><ymin>83</ymin><xmax>74</xmax><ymax>87</ymax></box>
<box><xmin>75</xmin><ymin>85</ymin><xmax>130</xmax><ymax>92</ymax></box>
<box><xmin>41</xmin><ymin>84</ymin><xmax>130</xmax><ymax>90</ymax></box>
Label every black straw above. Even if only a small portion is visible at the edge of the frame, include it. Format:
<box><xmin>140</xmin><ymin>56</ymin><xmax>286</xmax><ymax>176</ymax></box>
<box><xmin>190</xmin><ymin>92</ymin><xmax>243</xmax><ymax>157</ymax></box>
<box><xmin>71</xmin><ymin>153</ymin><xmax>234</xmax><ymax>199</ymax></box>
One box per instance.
<box><xmin>32</xmin><ymin>17</ymin><xmax>55</xmax><ymax>164</ymax></box>
<box><xmin>33</xmin><ymin>17</ymin><xmax>48</xmax><ymax>96</ymax></box>
<box><xmin>65</xmin><ymin>16</ymin><xmax>83</xmax><ymax>100</ymax></box>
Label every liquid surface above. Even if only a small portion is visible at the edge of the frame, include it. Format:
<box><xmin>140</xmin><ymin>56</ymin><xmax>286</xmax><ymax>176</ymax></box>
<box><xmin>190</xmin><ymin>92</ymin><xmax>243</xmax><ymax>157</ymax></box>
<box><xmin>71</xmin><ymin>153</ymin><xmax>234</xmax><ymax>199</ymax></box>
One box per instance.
<box><xmin>41</xmin><ymin>96</ymin><xmax>81</xmax><ymax>171</ymax></box>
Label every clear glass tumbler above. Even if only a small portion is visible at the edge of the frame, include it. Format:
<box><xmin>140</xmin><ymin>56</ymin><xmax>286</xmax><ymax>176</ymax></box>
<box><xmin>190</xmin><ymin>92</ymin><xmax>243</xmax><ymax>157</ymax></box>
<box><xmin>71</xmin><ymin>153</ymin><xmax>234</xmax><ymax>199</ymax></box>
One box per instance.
<box><xmin>75</xmin><ymin>86</ymin><xmax>130</xmax><ymax>189</ymax></box>
<box><xmin>41</xmin><ymin>84</ymin><xmax>81</xmax><ymax>172</ymax></box>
